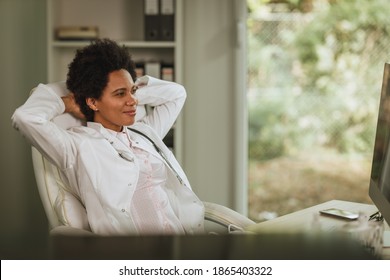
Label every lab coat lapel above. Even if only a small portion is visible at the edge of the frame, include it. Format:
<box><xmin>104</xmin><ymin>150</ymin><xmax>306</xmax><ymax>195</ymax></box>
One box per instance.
<box><xmin>86</xmin><ymin>122</ymin><xmax>131</xmax><ymax>153</ymax></box>
<box><xmin>86</xmin><ymin>122</ymin><xmax>160</xmax><ymax>158</ymax></box>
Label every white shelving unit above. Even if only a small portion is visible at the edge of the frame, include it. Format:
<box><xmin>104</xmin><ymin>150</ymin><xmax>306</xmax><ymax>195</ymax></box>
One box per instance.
<box><xmin>46</xmin><ymin>0</ymin><xmax>183</xmax><ymax>162</ymax></box>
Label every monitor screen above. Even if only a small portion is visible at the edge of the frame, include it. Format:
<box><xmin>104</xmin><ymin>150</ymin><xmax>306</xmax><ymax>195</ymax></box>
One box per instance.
<box><xmin>369</xmin><ymin>62</ymin><xmax>390</xmax><ymax>224</ymax></box>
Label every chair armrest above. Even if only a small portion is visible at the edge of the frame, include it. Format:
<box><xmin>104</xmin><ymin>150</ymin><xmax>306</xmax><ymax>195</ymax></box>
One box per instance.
<box><xmin>50</xmin><ymin>203</ymin><xmax>256</xmax><ymax>236</ymax></box>
<box><xmin>203</xmin><ymin>201</ymin><xmax>255</xmax><ymax>232</ymax></box>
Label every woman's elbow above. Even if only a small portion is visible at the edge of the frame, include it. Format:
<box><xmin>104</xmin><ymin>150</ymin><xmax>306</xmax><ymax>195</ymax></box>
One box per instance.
<box><xmin>11</xmin><ymin>108</ymin><xmax>25</xmax><ymax>131</ymax></box>
<box><xmin>11</xmin><ymin>107</ymin><xmax>45</xmax><ymax>133</ymax></box>
<box><xmin>176</xmin><ymin>84</ymin><xmax>187</xmax><ymax>100</ymax></box>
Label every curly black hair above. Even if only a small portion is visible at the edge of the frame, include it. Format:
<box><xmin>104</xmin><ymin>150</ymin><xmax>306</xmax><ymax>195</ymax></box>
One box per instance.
<box><xmin>66</xmin><ymin>38</ymin><xmax>137</xmax><ymax>121</ymax></box>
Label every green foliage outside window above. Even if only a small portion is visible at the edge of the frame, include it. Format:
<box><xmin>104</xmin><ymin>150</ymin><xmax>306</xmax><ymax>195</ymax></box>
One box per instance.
<box><xmin>248</xmin><ymin>0</ymin><xmax>390</xmax><ymax>160</ymax></box>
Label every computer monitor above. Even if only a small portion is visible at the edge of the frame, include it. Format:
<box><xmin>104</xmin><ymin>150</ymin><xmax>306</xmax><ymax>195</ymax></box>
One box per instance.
<box><xmin>369</xmin><ymin>62</ymin><xmax>390</xmax><ymax>224</ymax></box>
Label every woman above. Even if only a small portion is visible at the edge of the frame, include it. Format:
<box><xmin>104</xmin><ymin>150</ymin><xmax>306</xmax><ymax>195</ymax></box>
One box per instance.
<box><xmin>12</xmin><ymin>39</ymin><xmax>205</xmax><ymax>235</ymax></box>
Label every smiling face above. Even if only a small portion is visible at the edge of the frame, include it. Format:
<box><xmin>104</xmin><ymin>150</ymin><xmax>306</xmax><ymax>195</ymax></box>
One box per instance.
<box><xmin>87</xmin><ymin>69</ymin><xmax>138</xmax><ymax>132</ymax></box>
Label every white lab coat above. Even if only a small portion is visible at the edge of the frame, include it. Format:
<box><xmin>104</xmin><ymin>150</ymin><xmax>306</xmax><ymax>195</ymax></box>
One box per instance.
<box><xmin>12</xmin><ymin>76</ymin><xmax>205</xmax><ymax>235</ymax></box>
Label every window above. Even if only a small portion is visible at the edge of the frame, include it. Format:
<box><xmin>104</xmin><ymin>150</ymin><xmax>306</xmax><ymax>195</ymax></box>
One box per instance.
<box><xmin>247</xmin><ymin>0</ymin><xmax>390</xmax><ymax>222</ymax></box>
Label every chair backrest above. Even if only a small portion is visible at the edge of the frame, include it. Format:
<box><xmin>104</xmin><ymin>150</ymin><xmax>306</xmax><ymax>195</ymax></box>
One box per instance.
<box><xmin>30</xmin><ymin>82</ymin><xmax>89</xmax><ymax>230</ymax></box>
<box><xmin>32</xmin><ymin>146</ymin><xmax>91</xmax><ymax>230</ymax></box>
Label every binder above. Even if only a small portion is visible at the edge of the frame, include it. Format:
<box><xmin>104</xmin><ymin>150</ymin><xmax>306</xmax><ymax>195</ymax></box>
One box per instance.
<box><xmin>160</xmin><ymin>0</ymin><xmax>175</xmax><ymax>41</ymax></box>
<box><xmin>144</xmin><ymin>0</ymin><xmax>160</xmax><ymax>41</ymax></box>
<box><xmin>161</xmin><ymin>63</ymin><xmax>174</xmax><ymax>81</ymax></box>
<box><xmin>135</xmin><ymin>62</ymin><xmax>145</xmax><ymax>78</ymax></box>
<box><xmin>144</xmin><ymin>0</ymin><xmax>175</xmax><ymax>41</ymax></box>
<box><xmin>145</xmin><ymin>61</ymin><xmax>161</xmax><ymax>78</ymax></box>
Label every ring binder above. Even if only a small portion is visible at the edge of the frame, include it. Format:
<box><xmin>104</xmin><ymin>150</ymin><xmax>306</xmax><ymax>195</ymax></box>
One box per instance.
<box><xmin>144</xmin><ymin>0</ymin><xmax>175</xmax><ymax>41</ymax></box>
<box><xmin>160</xmin><ymin>0</ymin><xmax>175</xmax><ymax>41</ymax></box>
<box><xmin>144</xmin><ymin>0</ymin><xmax>160</xmax><ymax>41</ymax></box>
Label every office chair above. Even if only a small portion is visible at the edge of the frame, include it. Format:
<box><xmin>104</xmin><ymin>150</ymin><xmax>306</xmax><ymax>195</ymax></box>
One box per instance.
<box><xmin>30</xmin><ymin>82</ymin><xmax>255</xmax><ymax>236</ymax></box>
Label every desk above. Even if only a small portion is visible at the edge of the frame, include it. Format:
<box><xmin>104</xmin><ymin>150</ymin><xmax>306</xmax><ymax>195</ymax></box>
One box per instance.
<box><xmin>247</xmin><ymin>200</ymin><xmax>390</xmax><ymax>259</ymax></box>
<box><xmin>1</xmin><ymin>200</ymin><xmax>386</xmax><ymax>260</ymax></box>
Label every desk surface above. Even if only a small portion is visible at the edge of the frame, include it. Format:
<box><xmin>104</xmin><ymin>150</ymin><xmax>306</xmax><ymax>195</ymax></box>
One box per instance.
<box><xmin>247</xmin><ymin>200</ymin><xmax>390</xmax><ymax>259</ymax></box>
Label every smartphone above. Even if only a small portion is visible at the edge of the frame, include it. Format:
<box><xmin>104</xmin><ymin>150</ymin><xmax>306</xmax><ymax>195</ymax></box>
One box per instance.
<box><xmin>319</xmin><ymin>208</ymin><xmax>359</xmax><ymax>220</ymax></box>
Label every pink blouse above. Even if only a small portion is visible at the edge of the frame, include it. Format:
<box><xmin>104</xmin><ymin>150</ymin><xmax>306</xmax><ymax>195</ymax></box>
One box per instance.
<box><xmin>113</xmin><ymin>129</ymin><xmax>185</xmax><ymax>234</ymax></box>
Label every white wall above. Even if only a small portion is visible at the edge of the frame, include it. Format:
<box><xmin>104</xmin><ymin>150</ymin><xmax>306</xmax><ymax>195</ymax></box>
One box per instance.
<box><xmin>181</xmin><ymin>0</ymin><xmax>247</xmax><ymax>213</ymax></box>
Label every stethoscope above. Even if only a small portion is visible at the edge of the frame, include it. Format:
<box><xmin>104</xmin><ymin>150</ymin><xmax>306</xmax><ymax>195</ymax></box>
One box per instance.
<box><xmin>108</xmin><ymin>127</ymin><xmax>186</xmax><ymax>187</ymax></box>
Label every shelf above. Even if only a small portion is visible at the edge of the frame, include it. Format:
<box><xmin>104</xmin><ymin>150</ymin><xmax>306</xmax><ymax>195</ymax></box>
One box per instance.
<box><xmin>51</xmin><ymin>40</ymin><xmax>176</xmax><ymax>48</ymax></box>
